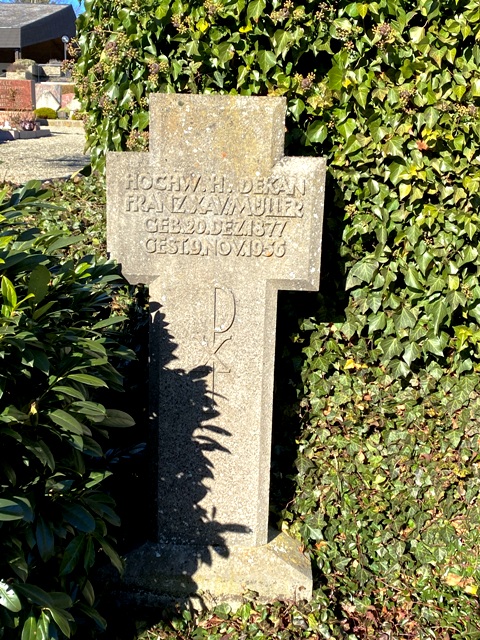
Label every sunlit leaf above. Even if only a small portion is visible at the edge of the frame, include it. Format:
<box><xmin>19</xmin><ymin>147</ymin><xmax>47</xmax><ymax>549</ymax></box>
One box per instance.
<box><xmin>0</xmin><ymin>581</ymin><xmax>21</xmax><ymax>612</ymax></box>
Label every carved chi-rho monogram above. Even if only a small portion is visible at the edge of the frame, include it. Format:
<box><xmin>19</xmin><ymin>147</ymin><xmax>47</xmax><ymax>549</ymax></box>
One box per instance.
<box><xmin>197</xmin><ymin>286</ymin><xmax>236</xmax><ymax>406</ymax></box>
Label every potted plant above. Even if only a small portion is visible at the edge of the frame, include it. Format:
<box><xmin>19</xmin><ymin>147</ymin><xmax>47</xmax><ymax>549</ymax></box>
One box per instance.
<box><xmin>11</xmin><ymin>111</ymin><xmax>38</xmax><ymax>132</ymax></box>
<box><xmin>19</xmin><ymin>112</ymin><xmax>37</xmax><ymax>131</ymax></box>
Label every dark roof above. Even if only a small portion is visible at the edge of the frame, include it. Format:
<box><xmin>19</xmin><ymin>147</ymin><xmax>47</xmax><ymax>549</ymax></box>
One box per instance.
<box><xmin>0</xmin><ymin>4</ymin><xmax>75</xmax><ymax>49</ymax></box>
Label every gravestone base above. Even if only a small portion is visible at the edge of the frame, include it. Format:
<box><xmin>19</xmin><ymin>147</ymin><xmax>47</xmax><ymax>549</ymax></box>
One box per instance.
<box><xmin>0</xmin><ymin>129</ymin><xmax>51</xmax><ymax>141</ymax></box>
<box><xmin>119</xmin><ymin>531</ymin><xmax>312</xmax><ymax>612</ymax></box>
<box><xmin>12</xmin><ymin>129</ymin><xmax>51</xmax><ymax>140</ymax></box>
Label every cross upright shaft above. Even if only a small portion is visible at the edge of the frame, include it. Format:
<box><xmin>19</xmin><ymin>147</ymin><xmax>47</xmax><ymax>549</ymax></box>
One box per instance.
<box><xmin>107</xmin><ymin>94</ymin><xmax>325</xmax><ymax>549</ymax></box>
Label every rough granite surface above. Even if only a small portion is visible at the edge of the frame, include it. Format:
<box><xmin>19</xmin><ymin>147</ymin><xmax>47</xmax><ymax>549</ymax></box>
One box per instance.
<box><xmin>119</xmin><ymin>531</ymin><xmax>313</xmax><ymax>611</ymax></box>
<box><xmin>107</xmin><ymin>93</ymin><xmax>325</xmax><ymax>604</ymax></box>
<box><xmin>108</xmin><ymin>93</ymin><xmax>325</xmax><ymax>548</ymax></box>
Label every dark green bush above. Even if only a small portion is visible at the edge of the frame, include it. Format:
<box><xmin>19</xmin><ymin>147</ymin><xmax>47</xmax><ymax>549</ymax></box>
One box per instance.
<box><xmin>35</xmin><ymin>175</ymin><xmax>107</xmax><ymax>258</ymax></box>
<box><xmin>34</xmin><ymin>108</ymin><xmax>58</xmax><ymax>120</ymax></box>
<box><xmin>74</xmin><ymin>0</ymin><xmax>480</xmax><ymax>635</ymax></box>
<box><xmin>0</xmin><ymin>182</ymin><xmax>135</xmax><ymax>639</ymax></box>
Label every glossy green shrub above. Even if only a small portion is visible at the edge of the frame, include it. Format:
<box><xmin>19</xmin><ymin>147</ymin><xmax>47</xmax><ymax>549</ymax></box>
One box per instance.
<box><xmin>34</xmin><ymin>108</ymin><xmax>58</xmax><ymax>120</ymax></box>
<box><xmin>75</xmin><ymin>0</ymin><xmax>480</xmax><ymax>635</ymax></box>
<box><xmin>0</xmin><ymin>182</ymin><xmax>135</xmax><ymax>639</ymax></box>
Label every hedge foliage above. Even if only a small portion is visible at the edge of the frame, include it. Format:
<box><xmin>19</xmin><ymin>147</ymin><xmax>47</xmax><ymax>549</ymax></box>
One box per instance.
<box><xmin>0</xmin><ymin>182</ymin><xmax>135</xmax><ymax>640</ymax></box>
<box><xmin>75</xmin><ymin>0</ymin><xmax>480</xmax><ymax>635</ymax></box>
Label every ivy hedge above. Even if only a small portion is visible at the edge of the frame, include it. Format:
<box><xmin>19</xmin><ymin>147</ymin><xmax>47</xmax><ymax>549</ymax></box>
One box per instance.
<box><xmin>74</xmin><ymin>0</ymin><xmax>480</xmax><ymax>636</ymax></box>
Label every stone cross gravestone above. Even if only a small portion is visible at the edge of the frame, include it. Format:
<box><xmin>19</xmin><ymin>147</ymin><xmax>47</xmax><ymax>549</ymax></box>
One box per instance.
<box><xmin>107</xmin><ymin>94</ymin><xmax>325</xmax><ymax>606</ymax></box>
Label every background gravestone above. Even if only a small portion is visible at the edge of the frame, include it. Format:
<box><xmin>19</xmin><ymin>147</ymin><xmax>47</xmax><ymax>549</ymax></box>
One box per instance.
<box><xmin>0</xmin><ymin>79</ymin><xmax>35</xmax><ymax>111</ymax></box>
<box><xmin>107</xmin><ymin>94</ymin><xmax>325</xmax><ymax>605</ymax></box>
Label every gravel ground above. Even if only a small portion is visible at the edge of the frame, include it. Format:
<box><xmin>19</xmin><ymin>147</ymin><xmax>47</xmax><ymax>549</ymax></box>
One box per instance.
<box><xmin>0</xmin><ymin>124</ymin><xmax>90</xmax><ymax>185</ymax></box>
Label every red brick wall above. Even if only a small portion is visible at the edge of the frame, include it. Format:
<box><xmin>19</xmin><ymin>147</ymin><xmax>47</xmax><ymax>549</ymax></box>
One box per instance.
<box><xmin>0</xmin><ymin>80</ymin><xmax>35</xmax><ymax>111</ymax></box>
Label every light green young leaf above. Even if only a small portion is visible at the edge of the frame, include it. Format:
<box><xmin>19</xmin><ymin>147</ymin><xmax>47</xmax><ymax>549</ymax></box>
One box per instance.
<box><xmin>0</xmin><ymin>581</ymin><xmax>21</xmax><ymax>612</ymax></box>
<box><xmin>1</xmin><ymin>276</ymin><xmax>16</xmax><ymax>309</ymax></box>
<box><xmin>27</xmin><ymin>265</ymin><xmax>50</xmax><ymax>304</ymax></box>
<box><xmin>66</xmin><ymin>373</ymin><xmax>108</xmax><ymax>387</ymax></box>
<box><xmin>21</xmin><ymin>616</ymin><xmax>37</xmax><ymax>640</ymax></box>
<box><xmin>49</xmin><ymin>409</ymin><xmax>87</xmax><ymax>436</ymax></box>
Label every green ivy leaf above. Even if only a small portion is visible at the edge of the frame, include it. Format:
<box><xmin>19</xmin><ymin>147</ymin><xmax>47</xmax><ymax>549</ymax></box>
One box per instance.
<box><xmin>394</xmin><ymin>307</ymin><xmax>416</xmax><ymax>330</ymax></box>
<box><xmin>423</xmin><ymin>335</ymin><xmax>445</xmax><ymax>356</ymax></box>
<box><xmin>257</xmin><ymin>50</ymin><xmax>277</xmax><ymax>74</ymax></box>
<box><xmin>403</xmin><ymin>341</ymin><xmax>421</xmax><ymax>366</ymax></box>
<box><xmin>131</xmin><ymin>111</ymin><xmax>149</xmax><ymax>131</ymax></box>
<box><xmin>306</xmin><ymin>120</ymin><xmax>328</xmax><ymax>144</ymax></box>
<box><xmin>390</xmin><ymin>358</ymin><xmax>411</xmax><ymax>377</ymax></box>
<box><xmin>247</xmin><ymin>0</ymin><xmax>266</xmax><ymax>21</ymax></box>
<box><xmin>429</xmin><ymin>299</ymin><xmax>449</xmax><ymax>334</ymax></box>
<box><xmin>328</xmin><ymin>64</ymin><xmax>343</xmax><ymax>91</ymax></box>
<box><xmin>380</xmin><ymin>337</ymin><xmax>403</xmax><ymax>361</ymax></box>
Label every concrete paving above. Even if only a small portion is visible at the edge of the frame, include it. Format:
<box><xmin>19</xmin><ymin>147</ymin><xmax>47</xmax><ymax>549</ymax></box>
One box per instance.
<box><xmin>0</xmin><ymin>123</ymin><xmax>90</xmax><ymax>184</ymax></box>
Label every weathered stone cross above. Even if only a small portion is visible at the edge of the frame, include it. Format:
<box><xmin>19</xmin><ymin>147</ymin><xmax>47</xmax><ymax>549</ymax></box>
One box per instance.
<box><xmin>107</xmin><ymin>94</ymin><xmax>325</xmax><ymax>605</ymax></box>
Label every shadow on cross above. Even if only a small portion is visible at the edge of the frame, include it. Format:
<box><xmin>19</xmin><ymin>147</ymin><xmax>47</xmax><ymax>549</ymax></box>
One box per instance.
<box><xmin>150</xmin><ymin>301</ymin><xmax>248</xmax><ymax>549</ymax></box>
<box><xmin>100</xmin><ymin>303</ymin><xmax>248</xmax><ymax>639</ymax></box>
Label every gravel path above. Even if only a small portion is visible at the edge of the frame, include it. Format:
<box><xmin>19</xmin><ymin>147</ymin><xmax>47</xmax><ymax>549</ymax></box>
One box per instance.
<box><xmin>0</xmin><ymin>124</ymin><xmax>90</xmax><ymax>185</ymax></box>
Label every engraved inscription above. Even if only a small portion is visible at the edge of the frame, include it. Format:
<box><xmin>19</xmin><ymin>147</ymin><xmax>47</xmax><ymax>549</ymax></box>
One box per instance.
<box><xmin>144</xmin><ymin>237</ymin><xmax>286</xmax><ymax>258</ymax></box>
<box><xmin>126</xmin><ymin>173</ymin><xmax>305</xmax><ymax>197</ymax></box>
<box><xmin>126</xmin><ymin>193</ymin><xmax>303</xmax><ymax>218</ymax></box>
<box><xmin>124</xmin><ymin>172</ymin><xmax>308</xmax><ymax>259</ymax></box>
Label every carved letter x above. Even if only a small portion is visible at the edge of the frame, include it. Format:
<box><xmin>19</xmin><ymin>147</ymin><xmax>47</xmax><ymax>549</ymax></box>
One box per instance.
<box><xmin>196</xmin><ymin>335</ymin><xmax>231</xmax><ymax>407</ymax></box>
<box><xmin>196</xmin><ymin>335</ymin><xmax>231</xmax><ymax>373</ymax></box>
